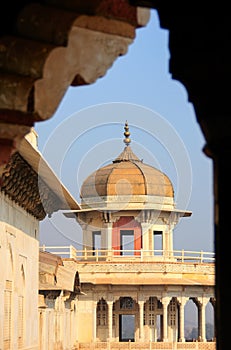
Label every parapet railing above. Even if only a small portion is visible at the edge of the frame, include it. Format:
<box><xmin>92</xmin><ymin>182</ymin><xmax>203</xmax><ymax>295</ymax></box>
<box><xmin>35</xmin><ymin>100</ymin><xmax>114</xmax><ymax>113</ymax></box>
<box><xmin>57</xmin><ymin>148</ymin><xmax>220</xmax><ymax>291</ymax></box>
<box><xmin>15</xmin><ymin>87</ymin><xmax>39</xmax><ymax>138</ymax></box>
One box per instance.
<box><xmin>76</xmin><ymin>341</ymin><xmax>216</xmax><ymax>350</ymax></box>
<box><xmin>39</xmin><ymin>245</ymin><xmax>215</xmax><ymax>263</ymax></box>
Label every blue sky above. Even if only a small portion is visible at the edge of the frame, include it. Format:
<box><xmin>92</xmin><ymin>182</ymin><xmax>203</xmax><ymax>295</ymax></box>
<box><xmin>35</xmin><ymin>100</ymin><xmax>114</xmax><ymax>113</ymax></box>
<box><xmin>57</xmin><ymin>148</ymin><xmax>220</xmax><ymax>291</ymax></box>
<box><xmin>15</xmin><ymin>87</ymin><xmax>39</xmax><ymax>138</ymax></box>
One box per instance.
<box><xmin>35</xmin><ymin>9</ymin><xmax>214</xmax><ymax>253</ymax></box>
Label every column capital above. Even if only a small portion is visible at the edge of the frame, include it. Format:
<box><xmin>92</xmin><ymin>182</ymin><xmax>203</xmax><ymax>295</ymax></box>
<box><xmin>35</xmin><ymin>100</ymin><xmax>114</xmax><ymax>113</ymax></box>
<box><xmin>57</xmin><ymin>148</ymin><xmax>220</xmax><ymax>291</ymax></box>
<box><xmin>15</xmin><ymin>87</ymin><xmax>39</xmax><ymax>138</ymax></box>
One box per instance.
<box><xmin>161</xmin><ymin>295</ymin><xmax>171</xmax><ymax>306</ymax></box>
<box><xmin>178</xmin><ymin>296</ymin><xmax>188</xmax><ymax>307</ymax></box>
<box><xmin>136</xmin><ymin>210</ymin><xmax>154</xmax><ymax>224</ymax></box>
<box><xmin>101</xmin><ymin>211</ymin><xmax>112</xmax><ymax>223</ymax></box>
<box><xmin>136</xmin><ymin>220</ymin><xmax>152</xmax><ymax>234</ymax></box>
<box><xmin>197</xmin><ymin>296</ymin><xmax>210</xmax><ymax>307</ymax></box>
<box><xmin>77</xmin><ymin>222</ymin><xmax>88</xmax><ymax>231</ymax></box>
<box><xmin>106</xmin><ymin>293</ymin><xmax>114</xmax><ymax>303</ymax></box>
<box><xmin>101</xmin><ymin>212</ymin><xmax>121</xmax><ymax>224</ymax></box>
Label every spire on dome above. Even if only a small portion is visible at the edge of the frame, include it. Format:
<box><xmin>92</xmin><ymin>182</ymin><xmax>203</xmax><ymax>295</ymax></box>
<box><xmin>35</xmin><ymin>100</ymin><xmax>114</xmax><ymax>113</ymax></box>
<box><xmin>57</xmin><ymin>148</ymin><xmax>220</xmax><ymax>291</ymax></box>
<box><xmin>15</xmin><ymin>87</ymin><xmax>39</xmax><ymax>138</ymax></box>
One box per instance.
<box><xmin>113</xmin><ymin>121</ymin><xmax>141</xmax><ymax>163</ymax></box>
<box><xmin>123</xmin><ymin>121</ymin><xmax>131</xmax><ymax>146</ymax></box>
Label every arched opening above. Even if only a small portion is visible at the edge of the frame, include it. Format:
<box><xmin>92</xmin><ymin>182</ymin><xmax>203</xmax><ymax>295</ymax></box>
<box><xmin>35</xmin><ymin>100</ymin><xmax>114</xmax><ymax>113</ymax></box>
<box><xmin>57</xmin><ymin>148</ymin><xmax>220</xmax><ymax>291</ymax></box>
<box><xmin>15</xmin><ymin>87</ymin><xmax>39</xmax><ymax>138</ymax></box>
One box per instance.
<box><xmin>168</xmin><ymin>297</ymin><xmax>179</xmax><ymax>342</ymax></box>
<box><xmin>184</xmin><ymin>299</ymin><xmax>198</xmax><ymax>341</ymax></box>
<box><xmin>29</xmin><ymin>5</ymin><xmax>215</xmax><ymax>348</ymax></box>
<box><xmin>96</xmin><ymin>298</ymin><xmax>108</xmax><ymax>341</ymax></box>
<box><xmin>206</xmin><ymin>300</ymin><xmax>215</xmax><ymax>341</ymax></box>
<box><xmin>144</xmin><ymin>296</ymin><xmax>163</xmax><ymax>342</ymax></box>
<box><xmin>118</xmin><ymin>297</ymin><xmax>136</xmax><ymax>342</ymax></box>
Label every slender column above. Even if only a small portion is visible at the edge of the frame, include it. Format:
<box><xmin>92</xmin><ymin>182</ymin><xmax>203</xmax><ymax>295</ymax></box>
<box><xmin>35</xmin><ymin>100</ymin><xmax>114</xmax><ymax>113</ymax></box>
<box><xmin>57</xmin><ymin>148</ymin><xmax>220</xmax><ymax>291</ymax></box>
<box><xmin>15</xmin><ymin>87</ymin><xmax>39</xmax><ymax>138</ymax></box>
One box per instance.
<box><xmin>92</xmin><ymin>301</ymin><xmax>97</xmax><ymax>341</ymax></box>
<box><xmin>162</xmin><ymin>216</ymin><xmax>179</xmax><ymax>258</ymax></box>
<box><xmin>107</xmin><ymin>301</ymin><xmax>113</xmax><ymax>341</ymax></box>
<box><xmin>138</xmin><ymin>301</ymin><xmax>144</xmax><ymax>341</ymax></box>
<box><xmin>162</xmin><ymin>227</ymin><xmax>173</xmax><ymax>258</ymax></box>
<box><xmin>168</xmin><ymin>224</ymin><xmax>174</xmax><ymax>257</ymax></box>
<box><xmin>179</xmin><ymin>298</ymin><xmax>187</xmax><ymax>342</ymax></box>
<box><xmin>81</xmin><ymin>224</ymin><xmax>92</xmax><ymax>254</ymax></box>
<box><xmin>162</xmin><ymin>297</ymin><xmax>169</xmax><ymax>342</ymax></box>
<box><xmin>106</xmin><ymin>223</ymin><xmax>112</xmax><ymax>251</ymax></box>
<box><xmin>140</xmin><ymin>222</ymin><xmax>151</xmax><ymax>256</ymax></box>
<box><xmin>200</xmin><ymin>302</ymin><xmax>206</xmax><ymax>342</ymax></box>
<box><xmin>197</xmin><ymin>297</ymin><xmax>209</xmax><ymax>342</ymax></box>
<box><xmin>162</xmin><ymin>228</ymin><xmax>168</xmax><ymax>252</ymax></box>
<box><xmin>102</xmin><ymin>222</ymin><xmax>113</xmax><ymax>259</ymax></box>
<box><xmin>169</xmin><ymin>228</ymin><xmax>173</xmax><ymax>252</ymax></box>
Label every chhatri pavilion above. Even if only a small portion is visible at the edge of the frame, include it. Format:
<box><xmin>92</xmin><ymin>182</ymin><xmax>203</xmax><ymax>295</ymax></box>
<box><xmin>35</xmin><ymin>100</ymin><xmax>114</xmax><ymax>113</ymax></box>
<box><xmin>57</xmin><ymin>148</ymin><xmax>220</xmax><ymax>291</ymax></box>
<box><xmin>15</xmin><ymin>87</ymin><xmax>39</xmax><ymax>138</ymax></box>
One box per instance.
<box><xmin>61</xmin><ymin>122</ymin><xmax>215</xmax><ymax>346</ymax></box>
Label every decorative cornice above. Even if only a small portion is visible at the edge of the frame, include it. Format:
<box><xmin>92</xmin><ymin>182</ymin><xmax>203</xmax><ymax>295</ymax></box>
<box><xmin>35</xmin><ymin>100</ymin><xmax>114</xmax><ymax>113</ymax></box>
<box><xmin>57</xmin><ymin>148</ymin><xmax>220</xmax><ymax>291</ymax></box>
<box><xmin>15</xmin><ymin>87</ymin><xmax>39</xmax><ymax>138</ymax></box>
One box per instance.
<box><xmin>1</xmin><ymin>152</ymin><xmax>64</xmax><ymax>220</ymax></box>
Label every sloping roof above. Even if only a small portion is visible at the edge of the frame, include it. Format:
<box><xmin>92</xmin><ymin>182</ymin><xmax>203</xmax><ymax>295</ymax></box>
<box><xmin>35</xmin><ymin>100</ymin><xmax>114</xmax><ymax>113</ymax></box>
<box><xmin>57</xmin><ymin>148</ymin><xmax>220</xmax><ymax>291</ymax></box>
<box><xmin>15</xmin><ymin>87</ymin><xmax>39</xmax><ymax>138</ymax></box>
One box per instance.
<box><xmin>1</xmin><ymin>134</ymin><xmax>80</xmax><ymax>220</ymax></box>
<box><xmin>39</xmin><ymin>250</ymin><xmax>81</xmax><ymax>292</ymax></box>
<box><xmin>18</xmin><ymin>137</ymin><xmax>80</xmax><ymax>211</ymax></box>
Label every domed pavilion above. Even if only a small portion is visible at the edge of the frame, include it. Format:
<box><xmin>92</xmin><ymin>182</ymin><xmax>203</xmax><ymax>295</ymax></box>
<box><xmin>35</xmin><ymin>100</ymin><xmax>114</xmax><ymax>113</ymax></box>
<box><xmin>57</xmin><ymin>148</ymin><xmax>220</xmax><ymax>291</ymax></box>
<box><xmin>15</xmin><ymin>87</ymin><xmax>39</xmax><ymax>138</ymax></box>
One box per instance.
<box><xmin>77</xmin><ymin>121</ymin><xmax>189</xmax><ymax>257</ymax></box>
<box><xmin>63</xmin><ymin>122</ymin><xmax>215</xmax><ymax>347</ymax></box>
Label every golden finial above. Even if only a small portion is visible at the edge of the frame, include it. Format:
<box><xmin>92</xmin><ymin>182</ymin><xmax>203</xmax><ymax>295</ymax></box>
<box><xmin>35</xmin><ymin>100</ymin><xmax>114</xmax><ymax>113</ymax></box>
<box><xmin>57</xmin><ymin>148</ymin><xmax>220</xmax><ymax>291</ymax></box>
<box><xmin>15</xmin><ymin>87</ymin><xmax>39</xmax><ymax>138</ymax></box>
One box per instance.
<box><xmin>123</xmin><ymin>121</ymin><xmax>131</xmax><ymax>146</ymax></box>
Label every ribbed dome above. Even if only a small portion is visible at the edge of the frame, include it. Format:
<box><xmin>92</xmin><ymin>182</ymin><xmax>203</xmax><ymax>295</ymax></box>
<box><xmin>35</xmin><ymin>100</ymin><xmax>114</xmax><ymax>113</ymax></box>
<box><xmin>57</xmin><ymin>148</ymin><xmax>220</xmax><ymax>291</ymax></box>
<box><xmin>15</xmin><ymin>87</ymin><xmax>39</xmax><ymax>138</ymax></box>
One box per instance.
<box><xmin>80</xmin><ymin>145</ymin><xmax>174</xmax><ymax>200</ymax></box>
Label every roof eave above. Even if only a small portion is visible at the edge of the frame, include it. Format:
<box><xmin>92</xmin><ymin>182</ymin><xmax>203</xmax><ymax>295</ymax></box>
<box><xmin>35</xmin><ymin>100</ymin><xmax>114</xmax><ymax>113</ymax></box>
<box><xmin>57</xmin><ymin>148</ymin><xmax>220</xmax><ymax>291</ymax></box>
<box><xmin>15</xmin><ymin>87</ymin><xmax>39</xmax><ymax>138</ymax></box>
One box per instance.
<box><xmin>18</xmin><ymin>138</ymin><xmax>80</xmax><ymax>210</ymax></box>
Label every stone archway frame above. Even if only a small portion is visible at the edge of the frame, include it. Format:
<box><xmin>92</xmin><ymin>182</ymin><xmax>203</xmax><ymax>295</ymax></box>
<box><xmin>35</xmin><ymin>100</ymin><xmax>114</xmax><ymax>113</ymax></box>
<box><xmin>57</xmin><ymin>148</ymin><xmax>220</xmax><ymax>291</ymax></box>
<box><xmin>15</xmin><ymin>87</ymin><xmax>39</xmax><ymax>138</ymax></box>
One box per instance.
<box><xmin>0</xmin><ymin>3</ymin><xmax>150</xmax><ymax>166</ymax></box>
